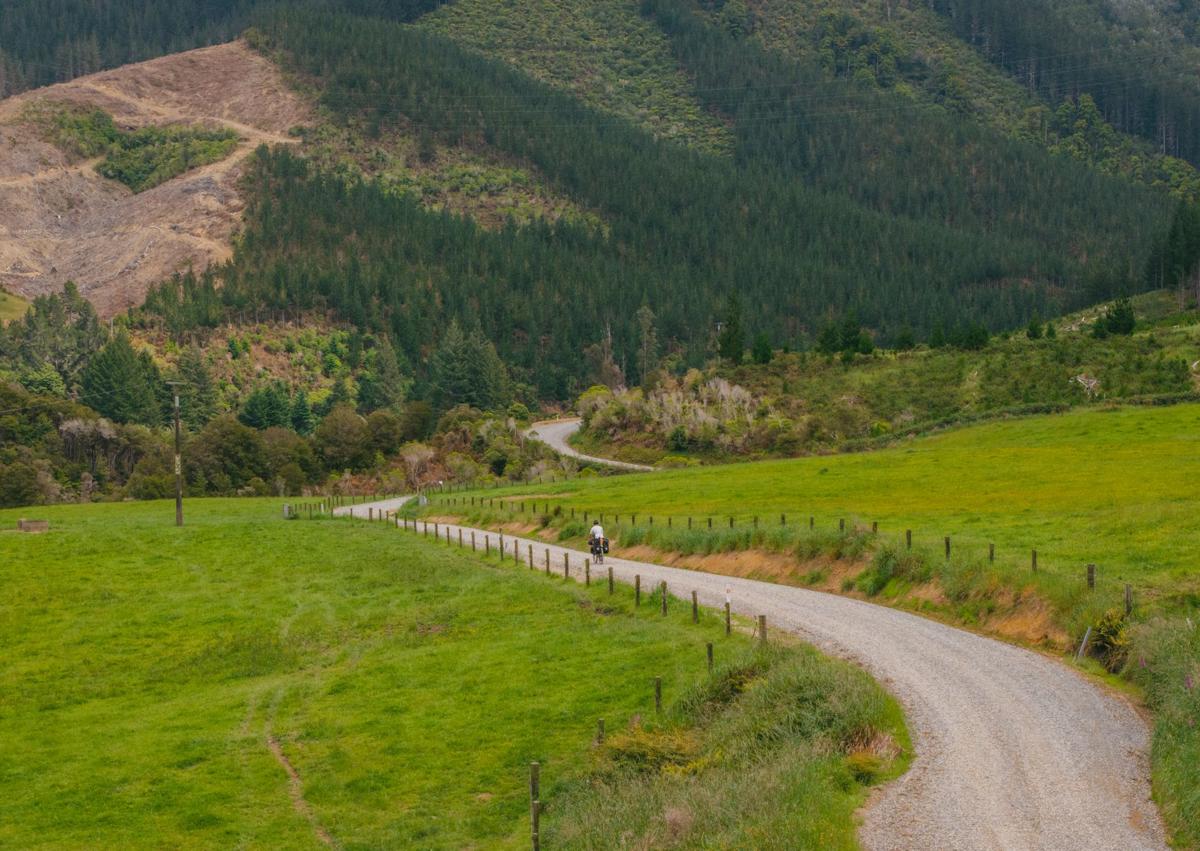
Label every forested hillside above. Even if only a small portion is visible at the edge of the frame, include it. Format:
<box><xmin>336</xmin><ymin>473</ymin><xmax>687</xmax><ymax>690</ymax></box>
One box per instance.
<box><xmin>126</xmin><ymin>4</ymin><xmax>1170</xmax><ymax>399</ymax></box>
<box><xmin>0</xmin><ymin>0</ymin><xmax>450</xmax><ymax>95</ymax></box>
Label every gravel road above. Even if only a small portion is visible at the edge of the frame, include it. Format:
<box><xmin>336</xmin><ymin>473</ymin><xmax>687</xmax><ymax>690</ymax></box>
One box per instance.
<box><xmin>524</xmin><ymin>418</ymin><xmax>655</xmax><ymax>472</ymax></box>
<box><xmin>337</xmin><ymin>499</ymin><xmax>1165</xmax><ymax>851</ymax></box>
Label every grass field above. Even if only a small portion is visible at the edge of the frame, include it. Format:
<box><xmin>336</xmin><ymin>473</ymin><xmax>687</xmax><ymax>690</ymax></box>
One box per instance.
<box><xmin>482</xmin><ymin>404</ymin><xmax>1200</xmax><ymax>612</ymax></box>
<box><xmin>0</xmin><ymin>499</ymin><xmax>902</xmax><ymax>848</ymax></box>
<box><xmin>0</xmin><ymin>287</ymin><xmax>29</xmax><ymax>323</ymax></box>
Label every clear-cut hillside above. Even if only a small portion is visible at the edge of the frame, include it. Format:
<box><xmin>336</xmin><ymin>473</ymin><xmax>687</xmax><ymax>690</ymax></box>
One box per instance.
<box><xmin>0</xmin><ymin>41</ymin><xmax>309</xmax><ymax>318</ymax></box>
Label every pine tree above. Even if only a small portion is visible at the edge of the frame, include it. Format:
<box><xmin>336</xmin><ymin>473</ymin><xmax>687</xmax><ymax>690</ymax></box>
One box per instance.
<box><xmin>357</xmin><ymin>334</ymin><xmax>411</xmax><ymax>412</ymax></box>
<box><xmin>635</xmin><ymin>303</ymin><xmax>659</xmax><ymax>384</ymax></box>
<box><xmin>717</xmin><ymin>294</ymin><xmax>744</xmax><ymax>365</ymax></box>
<box><xmin>80</xmin><ymin>333</ymin><xmax>161</xmax><ymax>426</ymax></box>
<box><xmin>430</xmin><ymin>320</ymin><xmax>473</xmax><ymax>411</ymax></box>
<box><xmin>751</xmin><ymin>331</ymin><xmax>773</xmax><ymax>364</ymax></box>
<box><xmin>291</xmin><ymin>391</ymin><xmax>315</xmax><ymax>435</ymax></box>
<box><xmin>240</xmin><ymin>383</ymin><xmax>291</xmax><ymax>430</ymax></box>
<box><xmin>175</xmin><ymin>345</ymin><xmax>216</xmax><ymax>430</ymax></box>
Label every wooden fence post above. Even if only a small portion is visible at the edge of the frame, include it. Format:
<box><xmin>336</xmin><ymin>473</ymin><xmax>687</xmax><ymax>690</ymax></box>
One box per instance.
<box><xmin>530</xmin><ymin>762</ymin><xmax>540</xmax><ymax>851</ymax></box>
<box><xmin>596</xmin><ymin>719</ymin><xmax>605</xmax><ymax>743</ymax></box>
<box><xmin>1125</xmin><ymin>584</ymin><xmax>1133</xmax><ymax>615</ymax></box>
<box><xmin>692</xmin><ymin>590</ymin><xmax>699</xmax><ymax>623</ymax></box>
<box><xmin>1087</xmin><ymin>563</ymin><xmax>1096</xmax><ymax>589</ymax></box>
<box><xmin>989</xmin><ymin>543</ymin><xmax>994</xmax><ymax>562</ymax></box>
<box><xmin>661</xmin><ymin>581</ymin><xmax>668</xmax><ymax>616</ymax></box>
<box><xmin>944</xmin><ymin>536</ymin><xmax>950</xmax><ymax>559</ymax></box>
<box><xmin>654</xmin><ymin>677</ymin><xmax>662</xmax><ymax>714</ymax></box>
<box><xmin>635</xmin><ymin>575</ymin><xmax>641</xmax><ymax>606</ymax></box>
<box><xmin>706</xmin><ymin>642</ymin><xmax>714</xmax><ymax>672</ymax></box>
<box><xmin>758</xmin><ymin>615</ymin><xmax>767</xmax><ymax>646</ymax></box>
<box><xmin>1032</xmin><ymin>549</ymin><xmax>1038</xmax><ymax>572</ymax></box>
<box><xmin>906</xmin><ymin>529</ymin><xmax>912</xmax><ymax>549</ymax></box>
<box><xmin>607</xmin><ymin>566</ymin><xmax>614</xmax><ymax>594</ymax></box>
<box><xmin>725</xmin><ymin>602</ymin><xmax>731</xmax><ymax>636</ymax></box>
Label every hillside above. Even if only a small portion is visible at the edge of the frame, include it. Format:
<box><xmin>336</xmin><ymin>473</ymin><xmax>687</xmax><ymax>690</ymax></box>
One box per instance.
<box><xmin>0</xmin><ymin>42</ymin><xmax>308</xmax><ymax>317</ymax></box>
<box><xmin>575</xmin><ymin>292</ymin><xmax>1200</xmax><ymax>463</ymax></box>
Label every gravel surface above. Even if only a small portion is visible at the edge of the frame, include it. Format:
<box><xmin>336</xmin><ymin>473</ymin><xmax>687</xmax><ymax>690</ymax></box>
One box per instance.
<box><xmin>525</xmin><ymin>418</ymin><xmax>655</xmax><ymax>471</ymax></box>
<box><xmin>338</xmin><ymin>500</ymin><xmax>1165</xmax><ymax>851</ymax></box>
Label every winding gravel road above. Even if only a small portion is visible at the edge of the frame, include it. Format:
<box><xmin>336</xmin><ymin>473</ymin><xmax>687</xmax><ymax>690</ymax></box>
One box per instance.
<box><xmin>337</xmin><ymin>499</ymin><xmax>1165</xmax><ymax>851</ymax></box>
<box><xmin>525</xmin><ymin>418</ymin><xmax>655</xmax><ymax>472</ymax></box>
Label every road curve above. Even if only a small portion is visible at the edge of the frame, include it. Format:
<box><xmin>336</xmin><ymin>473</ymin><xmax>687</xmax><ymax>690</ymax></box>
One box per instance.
<box><xmin>525</xmin><ymin>418</ymin><xmax>655</xmax><ymax>472</ymax></box>
<box><xmin>337</xmin><ymin>500</ymin><xmax>1165</xmax><ymax>851</ymax></box>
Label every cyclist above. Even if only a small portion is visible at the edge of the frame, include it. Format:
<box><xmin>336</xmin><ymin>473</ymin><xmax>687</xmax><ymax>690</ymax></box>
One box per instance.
<box><xmin>588</xmin><ymin>519</ymin><xmax>606</xmax><ymax>564</ymax></box>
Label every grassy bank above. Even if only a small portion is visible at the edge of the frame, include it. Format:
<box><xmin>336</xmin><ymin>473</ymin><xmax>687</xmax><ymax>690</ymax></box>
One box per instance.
<box><xmin>0</xmin><ymin>499</ymin><xmax>904</xmax><ymax>848</ymax></box>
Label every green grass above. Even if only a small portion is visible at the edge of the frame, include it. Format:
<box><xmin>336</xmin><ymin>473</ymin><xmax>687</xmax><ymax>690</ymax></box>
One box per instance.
<box><xmin>1126</xmin><ymin>618</ymin><xmax>1200</xmax><ymax>850</ymax></box>
<box><xmin>0</xmin><ymin>287</ymin><xmax>29</xmax><ymax>324</ymax></box>
<box><xmin>0</xmin><ymin>499</ymin><xmax>901</xmax><ymax>848</ymax></box>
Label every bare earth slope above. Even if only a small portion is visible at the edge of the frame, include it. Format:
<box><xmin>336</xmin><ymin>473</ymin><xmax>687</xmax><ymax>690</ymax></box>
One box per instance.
<box><xmin>339</xmin><ymin>498</ymin><xmax>1165</xmax><ymax>851</ymax></box>
<box><xmin>0</xmin><ymin>42</ymin><xmax>309</xmax><ymax>317</ymax></box>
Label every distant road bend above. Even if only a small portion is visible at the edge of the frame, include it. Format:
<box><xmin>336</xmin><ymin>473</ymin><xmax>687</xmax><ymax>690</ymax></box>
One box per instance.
<box><xmin>524</xmin><ymin>418</ymin><xmax>654</xmax><ymax>472</ymax></box>
<box><xmin>336</xmin><ymin>497</ymin><xmax>1165</xmax><ymax>851</ymax></box>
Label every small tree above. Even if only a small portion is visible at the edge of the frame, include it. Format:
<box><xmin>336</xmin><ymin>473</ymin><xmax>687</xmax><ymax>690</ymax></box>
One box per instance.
<box><xmin>1102</xmin><ymin>298</ymin><xmax>1135</xmax><ymax>335</ymax></box>
<box><xmin>717</xmin><ymin>294</ymin><xmax>744</xmax><ymax>365</ymax></box>
<box><xmin>291</xmin><ymin>391</ymin><xmax>315</xmax><ymax>435</ymax></box>
<box><xmin>400</xmin><ymin>442</ymin><xmax>435</xmax><ymax>491</ymax></box>
<box><xmin>1026</xmin><ymin>313</ymin><xmax>1044</xmax><ymax>340</ymax></box>
<box><xmin>635</xmin><ymin>302</ymin><xmax>659</xmax><ymax>385</ymax></box>
<box><xmin>751</xmin><ymin>331</ymin><xmax>773</xmax><ymax>365</ymax></box>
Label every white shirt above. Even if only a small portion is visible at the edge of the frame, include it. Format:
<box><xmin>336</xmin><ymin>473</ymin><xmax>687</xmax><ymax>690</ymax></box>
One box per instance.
<box><xmin>590</xmin><ymin>524</ymin><xmax>605</xmax><ymax>540</ymax></box>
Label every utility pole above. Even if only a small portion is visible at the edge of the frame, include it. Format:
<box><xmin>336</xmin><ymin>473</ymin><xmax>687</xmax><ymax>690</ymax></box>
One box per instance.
<box><xmin>166</xmin><ymin>381</ymin><xmax>184</xmax><ymax>526</ymax></box>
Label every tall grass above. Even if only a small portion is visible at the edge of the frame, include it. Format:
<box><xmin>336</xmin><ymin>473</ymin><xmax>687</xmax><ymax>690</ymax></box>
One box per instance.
<box><xmin>544</xmin><ymin>646</ymin><xmax>907</xmax><ymax>849</ymax></box>
<box><xmin>1126</xmin><ymin>619</ymin><xmax>1200</xmax><ymax>848</ymax></box>
<box><xmin>617</xmin><ymin>522</ymin><xmax>874</xmax><ymax>560</ymax></box>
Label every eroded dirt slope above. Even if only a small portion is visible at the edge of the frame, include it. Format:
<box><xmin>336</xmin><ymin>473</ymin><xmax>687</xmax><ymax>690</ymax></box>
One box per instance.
<box><xmin>0</xmin><ymin>41</ymin><xmax>309</xmax><ymax>317</ymax></box>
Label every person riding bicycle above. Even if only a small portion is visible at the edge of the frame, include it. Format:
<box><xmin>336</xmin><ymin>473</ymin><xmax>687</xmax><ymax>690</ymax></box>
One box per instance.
<box><xmin>588</xmin><ymin>520</ymin><xmax>606</xmax><ymax>563</ymax></box>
